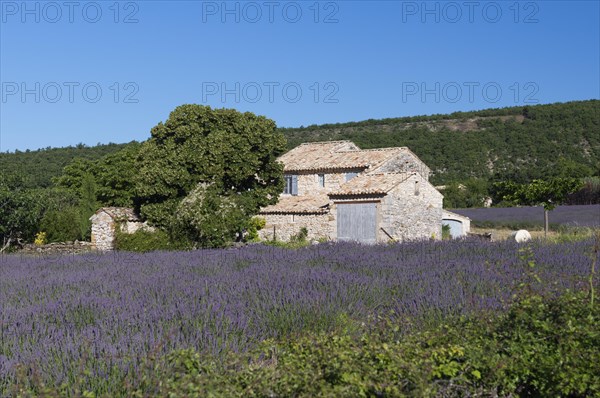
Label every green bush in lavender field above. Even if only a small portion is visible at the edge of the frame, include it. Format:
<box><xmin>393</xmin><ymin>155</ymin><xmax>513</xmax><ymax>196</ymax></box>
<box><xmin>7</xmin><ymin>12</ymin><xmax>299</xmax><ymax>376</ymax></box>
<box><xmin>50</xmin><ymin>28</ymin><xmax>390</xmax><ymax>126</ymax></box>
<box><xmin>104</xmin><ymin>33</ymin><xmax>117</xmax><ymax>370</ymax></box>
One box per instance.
<box><xmin>131</xmin><ymin>290</ymin><xmax>598</xmax><ymax>398</ymax></box>
<box><xmin>113</xmin><ymin>227</ymin><xmax>189</xmax><ymax>253</ymax></box>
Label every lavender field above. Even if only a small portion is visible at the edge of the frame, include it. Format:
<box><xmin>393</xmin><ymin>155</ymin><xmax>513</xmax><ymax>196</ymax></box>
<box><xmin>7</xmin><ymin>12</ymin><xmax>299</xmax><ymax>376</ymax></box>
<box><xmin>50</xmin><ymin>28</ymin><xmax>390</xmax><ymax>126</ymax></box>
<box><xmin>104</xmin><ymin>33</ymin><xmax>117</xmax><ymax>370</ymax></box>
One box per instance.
<box><xmin>0</xmin><ymin>239</ymin><xmax>596</xmax><ymax>395</ymax></box>
<box><xmin>453</xmin><ymin>204</ymin><xmax>600</xmax><ymax>227</ymax></box>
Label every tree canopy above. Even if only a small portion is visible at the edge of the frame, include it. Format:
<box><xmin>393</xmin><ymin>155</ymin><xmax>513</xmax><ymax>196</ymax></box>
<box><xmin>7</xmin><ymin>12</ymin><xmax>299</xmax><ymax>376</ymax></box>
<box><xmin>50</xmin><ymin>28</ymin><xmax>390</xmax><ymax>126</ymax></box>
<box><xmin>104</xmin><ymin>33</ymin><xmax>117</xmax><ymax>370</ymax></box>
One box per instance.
<box><xmin>54</xmin><ymin>143</ymin><xmax>141</xmax><ymax>207</ymax></box>
<box><xmin>494</xmin><ymin>178</ymin><xmax>584</xmax><ymax>211</ymax></box>
<box><xmin>493</xmin><ymin>177</ymin><xmax>584</xmax><ymax>235</ymax></box>
<box><xmin>134</xmin><ymin>105</ymin><xmax>287</xmax><ymax>245</ymax></box>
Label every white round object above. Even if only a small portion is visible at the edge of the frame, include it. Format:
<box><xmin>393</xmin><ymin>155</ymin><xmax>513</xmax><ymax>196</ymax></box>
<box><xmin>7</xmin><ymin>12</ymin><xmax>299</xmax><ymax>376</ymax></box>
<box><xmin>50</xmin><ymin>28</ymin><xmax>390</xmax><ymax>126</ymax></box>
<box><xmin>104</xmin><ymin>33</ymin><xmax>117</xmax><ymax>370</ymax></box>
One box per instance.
<box><xmin>512</xmin><ymin>230</ymin><xmax>532</xmax><ymax>243</ymax></box>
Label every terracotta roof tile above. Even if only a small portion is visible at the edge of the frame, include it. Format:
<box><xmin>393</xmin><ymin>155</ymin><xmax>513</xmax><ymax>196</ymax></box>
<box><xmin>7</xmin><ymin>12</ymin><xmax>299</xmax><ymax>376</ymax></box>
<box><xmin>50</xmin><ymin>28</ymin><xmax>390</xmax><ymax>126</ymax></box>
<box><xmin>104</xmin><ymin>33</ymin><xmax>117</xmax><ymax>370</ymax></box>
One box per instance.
<box><xmin>279</xmin><ymin>141</ymin><xmax>407</xmax><ymax>172</ymax></box>
<box><xmin>97</xmin><ymin>207</ymin><xmax>141</xmax><ymax>221</ymax></box>
<box><xmin>330</xmin><ymin>173</ymin><xmax>413</xmax><ymax>196</ymax></box>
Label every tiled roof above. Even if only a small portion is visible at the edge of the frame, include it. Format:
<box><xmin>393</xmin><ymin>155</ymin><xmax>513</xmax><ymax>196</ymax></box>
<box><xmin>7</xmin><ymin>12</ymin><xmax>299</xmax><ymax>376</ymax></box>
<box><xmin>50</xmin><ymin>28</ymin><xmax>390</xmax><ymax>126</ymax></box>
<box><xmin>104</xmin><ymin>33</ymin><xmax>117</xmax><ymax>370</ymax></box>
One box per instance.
<box><xmin>330</xmin><ymin>173</ymin><xmax>413</xmax><ymax>196</ymax></box>
<box><xmin>442</xmin><ymin>210</ymin><xmax>471</xmax><ymax>221</ymax></box>
<box><xmin>97</xmin><ymin>207</ymin><xmax>140</xmax><ymax>221</ymax></box>
<box><xmin>259</xmin><ymin>194</ymin><xmax>330</xmax><ymax>214</ymax></box>
<box><xmin>279</xmin><ymin>141</ymin><xmax>406</xmax><ymax>172</ymax></box>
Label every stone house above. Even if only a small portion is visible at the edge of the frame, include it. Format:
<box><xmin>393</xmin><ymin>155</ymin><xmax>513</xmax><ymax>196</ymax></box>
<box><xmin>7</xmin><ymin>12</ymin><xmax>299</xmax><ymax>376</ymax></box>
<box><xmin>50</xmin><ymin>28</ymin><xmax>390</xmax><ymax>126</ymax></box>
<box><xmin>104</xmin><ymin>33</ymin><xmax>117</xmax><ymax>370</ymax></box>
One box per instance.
<box><xmin>258</xmin><ymin>141</ymin><xmax>444</xmax><ymax>243</ymax></box>
<box><xmin>90</xmin><ymin>207</ymin><xmax>153</xmax><ymax>251</ymax></box>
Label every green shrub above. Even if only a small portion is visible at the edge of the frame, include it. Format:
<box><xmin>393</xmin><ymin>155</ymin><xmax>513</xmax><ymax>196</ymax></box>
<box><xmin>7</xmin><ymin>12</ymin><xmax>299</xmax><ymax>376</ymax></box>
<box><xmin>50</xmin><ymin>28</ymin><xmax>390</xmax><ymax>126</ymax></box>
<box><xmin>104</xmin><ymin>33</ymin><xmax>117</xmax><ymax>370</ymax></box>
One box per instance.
<box><xmin>246</xmin><ymin>217</ymin><xmax>266</xmax><ymax>242</ymax></box>
<box><xmin>552</xmin><ymin>226</ymin><xmax>599</xmax><ymax>243</ymax></box>
<box><xmin>442</xmin><ymin>224</ymin><xmax>451</xmax><ymax>240</ymax></box>
<box><xmin>39</xmin><ymin>206</ymin><xmax>84</xmax><ymax>242</ymax></box>
<box><xmin>290</xmin><ymin>227</ymin><xmax>308</xmax><ymax>243</ymax></box>
<box><xmin>114</xmin><ymin>227</ymin><xmax>188</xmax><ymax>252</ymax></box>
<box><xmin>131</xmin><ymin>290</ymin><xmax>599</xmax><ymax>398</ymax></box>
<box><xmin>174</xmin><ymin>184</ymin><xmax>253</xmax><ymax>248</ymax></box>
<box><xmin>486</xmin><ymin>292</ymin><xmax>600</xmax><ymax>396</ymax></box>
<box><xmin>263</xmin><ymin>228</ymin><xmax>311</xmax><ymax>249</ymax></box>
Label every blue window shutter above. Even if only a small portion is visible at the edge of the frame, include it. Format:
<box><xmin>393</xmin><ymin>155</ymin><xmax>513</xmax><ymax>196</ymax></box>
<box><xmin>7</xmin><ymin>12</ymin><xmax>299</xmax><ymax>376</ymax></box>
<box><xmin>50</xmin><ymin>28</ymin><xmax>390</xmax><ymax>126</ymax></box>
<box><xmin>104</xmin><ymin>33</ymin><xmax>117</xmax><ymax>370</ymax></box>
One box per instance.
<box><xmin>291</xmin><ymin>175</ymin><xmax>298</xmax><ymax>195</ymax></box>
<box><xmin>284</xmin><ymin>175</ymin><xmax>291</xmax><ymax>194</ymax></box>
<box><xmin>318</xmin><ymin>174</ymin><xmax>325</xmax><ymax>187</ymax></box>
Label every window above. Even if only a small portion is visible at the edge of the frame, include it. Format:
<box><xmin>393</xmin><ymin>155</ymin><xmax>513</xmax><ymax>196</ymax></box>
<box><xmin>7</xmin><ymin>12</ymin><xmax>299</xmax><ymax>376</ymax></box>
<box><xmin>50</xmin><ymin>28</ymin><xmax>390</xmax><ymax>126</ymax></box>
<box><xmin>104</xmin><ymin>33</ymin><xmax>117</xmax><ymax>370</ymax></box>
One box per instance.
<box><xmin>414</xmin><ymin>181</ymin><xmax>420</xmax><ymax>196</ymax></box>
<box><xmin>345</xmin><ymin>172</ymin><xmax>358</xmax><ymax>182</ymax></box>
<box><xmin>284</xmin><ymin>175</ymin><xmax>298</xmax><ymax>195</ymax></box>
<box><xmin>318</xmin><ymin>174</ymin><xmax>325</xmax><ymax>188</ymax></box>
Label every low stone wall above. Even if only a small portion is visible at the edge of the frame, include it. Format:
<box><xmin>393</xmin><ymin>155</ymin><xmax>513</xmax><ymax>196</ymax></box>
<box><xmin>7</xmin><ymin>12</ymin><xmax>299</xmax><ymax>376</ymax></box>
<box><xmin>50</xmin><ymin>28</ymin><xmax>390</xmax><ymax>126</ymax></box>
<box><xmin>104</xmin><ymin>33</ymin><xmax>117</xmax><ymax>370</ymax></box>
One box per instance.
<box><xmin>258</xmin><ymin>213</ymin><xmax>334</xmax><ymax>242</ymax></box>
<box><xmin>20</xmin><ymin>241</ymin><xmax>94</xmax><ymax>255</ymax></box>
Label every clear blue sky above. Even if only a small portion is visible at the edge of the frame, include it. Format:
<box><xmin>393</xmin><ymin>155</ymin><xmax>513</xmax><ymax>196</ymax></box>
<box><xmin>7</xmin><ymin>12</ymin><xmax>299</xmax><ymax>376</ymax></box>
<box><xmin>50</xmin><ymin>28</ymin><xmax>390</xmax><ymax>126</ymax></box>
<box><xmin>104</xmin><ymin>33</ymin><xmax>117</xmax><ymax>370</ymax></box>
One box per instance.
<box><xmin>1</xmin><ymin>0</ymin><xmax>598</xmax><ymax>152</ymax></box>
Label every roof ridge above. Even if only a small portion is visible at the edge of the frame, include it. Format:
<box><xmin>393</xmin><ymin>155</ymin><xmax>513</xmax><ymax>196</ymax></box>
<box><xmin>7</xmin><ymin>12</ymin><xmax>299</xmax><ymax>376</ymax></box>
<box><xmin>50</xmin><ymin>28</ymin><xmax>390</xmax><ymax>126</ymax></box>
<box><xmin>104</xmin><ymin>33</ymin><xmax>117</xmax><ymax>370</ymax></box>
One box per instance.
<box><xmin>335</xmin><ymin>148</ymin><xmax>406</xmax><ymax>158</ymax></box>
<box><xmin>366</xmin><ymin>171</ymin><xmax>416</xmax><ymax>175</ymax></box>
<box><xmin>298</xmin><ymin>140</ymin><xmax>354</xmax><ymax>146</ymax></box>
<box><xmin>341</xmin><ymin>147</ymin><xmax>406</xmax><ymax>152</ymax></box>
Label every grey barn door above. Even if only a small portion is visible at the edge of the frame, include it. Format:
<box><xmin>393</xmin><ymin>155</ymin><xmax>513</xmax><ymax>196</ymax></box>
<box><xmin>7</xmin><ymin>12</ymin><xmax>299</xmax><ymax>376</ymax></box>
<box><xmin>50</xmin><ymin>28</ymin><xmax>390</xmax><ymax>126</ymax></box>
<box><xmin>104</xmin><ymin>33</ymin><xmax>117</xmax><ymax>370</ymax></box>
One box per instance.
<box><xmin>337</xmin><ymin>203</ymin><xmax>377</xmax><ymax>243</ymax></box>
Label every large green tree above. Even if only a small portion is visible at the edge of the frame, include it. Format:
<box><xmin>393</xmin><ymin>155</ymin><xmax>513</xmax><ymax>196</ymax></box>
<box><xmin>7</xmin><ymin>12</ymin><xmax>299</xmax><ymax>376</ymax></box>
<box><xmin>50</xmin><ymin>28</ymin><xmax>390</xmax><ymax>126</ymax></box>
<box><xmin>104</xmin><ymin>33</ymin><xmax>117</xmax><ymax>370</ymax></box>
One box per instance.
<box><xmin>135</xmin><ymin>105</ymin><xmax>286</xmax><ymax>245</ymax></box>
<box><xmin>494</xmin><ymin>178</ymin><xmax>584</xmax><ymax>237</ymax></box>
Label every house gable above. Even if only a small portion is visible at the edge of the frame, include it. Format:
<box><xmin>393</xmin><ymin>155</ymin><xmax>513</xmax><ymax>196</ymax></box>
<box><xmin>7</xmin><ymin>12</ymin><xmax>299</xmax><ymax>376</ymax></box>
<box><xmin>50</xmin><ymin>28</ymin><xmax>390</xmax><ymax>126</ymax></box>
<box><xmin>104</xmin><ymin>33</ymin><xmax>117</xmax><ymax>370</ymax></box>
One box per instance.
<box><xmin>378</xmin><ymin>173</ymin><xmax>443</xmax><ymax>241</ymax></box>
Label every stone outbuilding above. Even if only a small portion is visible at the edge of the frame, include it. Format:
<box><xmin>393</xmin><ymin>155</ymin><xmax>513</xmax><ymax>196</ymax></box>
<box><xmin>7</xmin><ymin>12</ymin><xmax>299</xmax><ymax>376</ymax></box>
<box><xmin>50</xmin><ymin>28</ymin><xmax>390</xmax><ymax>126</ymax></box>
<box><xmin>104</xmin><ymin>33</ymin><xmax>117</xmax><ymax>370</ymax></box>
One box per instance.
<box><xmin>258</xmin><ymin>141</ymin><xmax>444</xmax><ymax>243</ymax></box>
<box><xmin>442</xmin><ymin>210</ymin><xmax>471</xmax><ymax>238</ymax></box>
<box><xmin>90</xmin><ymin>207</ymin><xmax>152</xmax><ymax>251</ymax></box>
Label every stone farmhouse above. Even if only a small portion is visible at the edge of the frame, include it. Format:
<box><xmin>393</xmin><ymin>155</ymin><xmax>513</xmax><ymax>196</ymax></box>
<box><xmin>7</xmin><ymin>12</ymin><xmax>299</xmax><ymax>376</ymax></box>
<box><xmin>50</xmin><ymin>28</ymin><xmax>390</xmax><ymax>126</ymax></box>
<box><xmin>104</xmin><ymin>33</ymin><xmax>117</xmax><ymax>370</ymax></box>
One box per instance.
<box><xmin>258</xmin><ymin>141</ymin><xmax>444</xmax><ymax>243</ymax></box>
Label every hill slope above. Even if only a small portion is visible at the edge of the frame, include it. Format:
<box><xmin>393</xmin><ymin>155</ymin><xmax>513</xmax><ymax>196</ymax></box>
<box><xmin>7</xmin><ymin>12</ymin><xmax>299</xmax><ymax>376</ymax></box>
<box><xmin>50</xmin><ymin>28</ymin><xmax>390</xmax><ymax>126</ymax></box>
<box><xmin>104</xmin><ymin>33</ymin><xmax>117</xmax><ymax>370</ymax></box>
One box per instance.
<box><xmin>281</xmin><ymin>100</ymin><xmax>599</xmax><ymax>184</ymax></box>
<box><xmin>0</xmin><ymin>142</ymin><xmax>133</xmax><ymax>188</ymax></box>
<box><xmin>1</xmin><ymin>100</ymin><xmax>598</xmax><ymax>188</ymax></box>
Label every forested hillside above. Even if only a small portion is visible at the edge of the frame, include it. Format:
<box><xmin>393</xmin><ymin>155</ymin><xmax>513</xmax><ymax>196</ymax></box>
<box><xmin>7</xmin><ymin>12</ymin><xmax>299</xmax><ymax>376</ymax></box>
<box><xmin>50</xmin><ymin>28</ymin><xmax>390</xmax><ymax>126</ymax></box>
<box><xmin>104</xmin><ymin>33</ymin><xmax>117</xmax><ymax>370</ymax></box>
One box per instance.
<box><xmin>281</xmin><ymin>100</ymin><xmax>600</xmax><ymax>185</ymax></box>
<box><xmin>0</xmin><ymin>142</ymin><xmax>133</xmax><ymax>189</ymax></box>
<box><xmin>2</xmin><ymin>100</ymin><xmax>598</xmax><ymax>189</ymax></box>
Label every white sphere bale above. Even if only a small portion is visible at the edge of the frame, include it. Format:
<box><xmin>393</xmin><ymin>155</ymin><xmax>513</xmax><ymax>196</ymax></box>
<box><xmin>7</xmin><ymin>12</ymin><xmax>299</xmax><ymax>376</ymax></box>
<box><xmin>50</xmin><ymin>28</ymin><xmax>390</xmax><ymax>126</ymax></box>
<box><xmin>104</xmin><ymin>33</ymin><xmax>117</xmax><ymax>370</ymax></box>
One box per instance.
<box><xmin>511</xmin><ymin>229</ymin><xmax>532</xmax><ymax>243</ymax></box>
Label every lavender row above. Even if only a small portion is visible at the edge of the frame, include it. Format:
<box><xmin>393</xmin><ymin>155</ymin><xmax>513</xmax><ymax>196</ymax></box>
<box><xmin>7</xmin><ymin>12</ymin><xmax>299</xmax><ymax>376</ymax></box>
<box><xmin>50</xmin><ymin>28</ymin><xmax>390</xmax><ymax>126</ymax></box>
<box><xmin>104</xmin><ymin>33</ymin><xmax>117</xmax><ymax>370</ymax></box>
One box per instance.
<box><xmin>452</xmin><ymin>204</ymin><xmax>600</xmax><ymax>227</ymax></box>
<box><xmin>0</xmin><ymin>239</ymin><xmax>595</xmax><ymax>393</ymax></box>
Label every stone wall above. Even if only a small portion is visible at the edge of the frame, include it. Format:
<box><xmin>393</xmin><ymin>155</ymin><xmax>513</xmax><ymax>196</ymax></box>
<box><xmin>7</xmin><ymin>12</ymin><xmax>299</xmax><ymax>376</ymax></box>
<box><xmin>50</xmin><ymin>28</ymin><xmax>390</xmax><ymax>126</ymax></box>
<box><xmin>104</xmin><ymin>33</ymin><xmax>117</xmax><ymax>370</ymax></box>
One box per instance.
<box><xmin>90</xmin><ymin>212</ymin><xmax>115</xmax><ymax>251</ymax></box>
<box><xmin>379</xmin><ymin>174</ymin><xmax>443</xmax><ymax>242</ymax></box>
<box><xmin>120</xmin><ymin>221</ymin><xmax>154</xmax><ymax>234</ymax></box>
<box><xmin>20</xmin><ymin>241</ymin><xmax>94</xmax><ymax>255</ymax></box>
<box><xmin>295</xmin><ymin>171</ymin><xmax>361</xmax><ymax>196</ymax></box>
<box><xmin>258</xmin><ymin>213</ymin><xmax>334</xmax><ymax>242</ymax></box>
<box><xmin>261</xmin><ymin>174</ymin><xmax>443</xmax><ymax>243</ymax></box>
<box><xmin>91</xmin><ymin>212</ymin><xmax>154</xmax><ymax>251</ymax></box>
<box><xmin>374</xmin><ymin>151</ymin><xmax>431</xmax><ymax>181</ymax></box>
